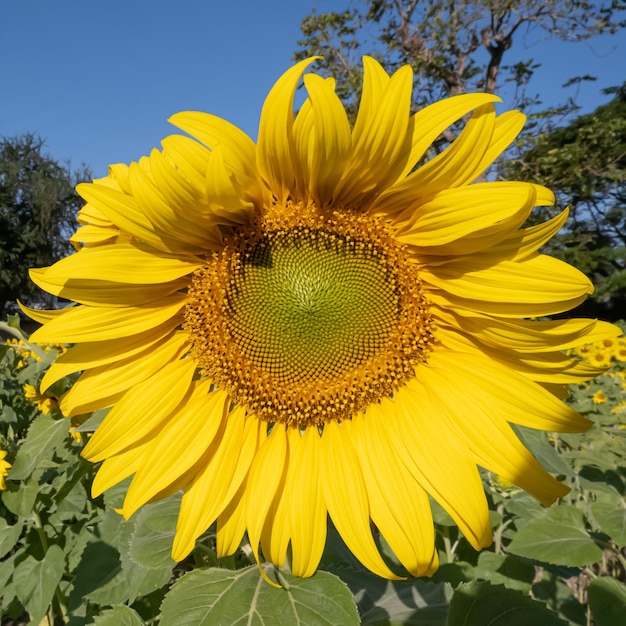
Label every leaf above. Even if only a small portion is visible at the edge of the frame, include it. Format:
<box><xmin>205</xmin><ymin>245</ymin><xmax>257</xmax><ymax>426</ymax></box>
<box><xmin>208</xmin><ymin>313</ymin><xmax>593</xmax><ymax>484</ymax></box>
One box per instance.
<box><xmin>507</xmin><ymin>505</ymin><xmax>603</xmax><ymax>566</ymax></box>
<box><xmin>8</xmin><ymin>413</ymin><xmax>69</xmax><ymax>480</ymax></box>
<box><xmin>68</xmin><ymin>541</ymin><xmax>129</xmax><ymax>610</ymax></box>
<box><xmin>446</xmin><ymin>581</ymin><xmax>568</xmax><ymax>626</ymax></box>
<box><xmin>121</xmin><ymin>496</ymin><xmax>178</xmax><ymax>602</ymax></box>
<box><xmin>12</xmin><ymin>544</ymin><xmax>65</xmax><ymax>625</ymax></box>
<box><xmin>159</xmin><ymin>566</ymin><xmax>359</xmax><ymax>626</ymax></box>
<box><xmin>0</xmin><ymin>517</ymin><xmax>24</xmax><ymax>559</ymax></box>
<box><xmin>588</xmin><ymin>577</ymin><xmax>626</xmax><ymax>626</ymax></box>
<box><xmin>590</xmin><ymin>501</ymin><xmax>626</xmax><ymax>546</ymax></box>
<box><xmin>473</xmin><ymin>552</ymin><xmax>535</xmax><ymax>592</ymax></box>
<box><xmin>128</xmin><ymin>495</ymin><xmax>179</xmax><ymax>569</ymax></box>
<box><xmin>358</xmin><ymin>579</ymin><xmax>451</xmax><ymax>626</ymax></box>
<box><xmin>92</xmin><ymin>604</ymin><xmax>146</xmax><ymax>626</ymax></box>
<box><xmin>1</xmin><ymin>477</ymin><xmax>39</xmax><ymax>516</ymax></box>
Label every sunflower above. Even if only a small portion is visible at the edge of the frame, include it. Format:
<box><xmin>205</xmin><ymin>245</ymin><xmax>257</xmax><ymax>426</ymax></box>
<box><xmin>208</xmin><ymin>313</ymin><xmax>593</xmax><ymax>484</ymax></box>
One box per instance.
<box><xmin>25</xmin><ymin>57</ymin><xmax>620</xmax><ymax>580</ymax></box>
<box><xmin>0</xmin><ymin>450</ymin><xmax>11</xmax><ymax>490</ymax></box>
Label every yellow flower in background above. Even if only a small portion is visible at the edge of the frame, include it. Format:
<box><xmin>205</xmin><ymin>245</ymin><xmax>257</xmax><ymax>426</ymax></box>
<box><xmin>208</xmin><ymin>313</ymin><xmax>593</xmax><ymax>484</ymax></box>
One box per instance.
<box><xmin>25</xmin><ymin>57</ymin><xmax>621</xmax><ymax>580</ymax></box>
<box><xmin>23</xmin><ymin>384</ymin><xmax>59</xmax><ymax>415</ymax></box>
<box><xmin>587</xmin><ymin>349</ymin><xmax>612</xmax><ymax>369</ymax></box>
<box><xmin>0</xmin><ymin>450</ymin><xmax>11</xmax><ymax>490</ymax></box>
<box><xmin>614</xmin><ymin>341</ymin><xmax>626</xmax><ymax>362</ymax></box>
<box><xmin>592</xmin><ymin>390</ymin><xmax>607</xmax><ymax>404</ymax></box>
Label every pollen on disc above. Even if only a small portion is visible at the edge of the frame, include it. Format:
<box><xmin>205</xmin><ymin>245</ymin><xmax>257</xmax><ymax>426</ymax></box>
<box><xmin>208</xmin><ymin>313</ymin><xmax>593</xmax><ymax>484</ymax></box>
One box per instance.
<box><xmin>184</xmin><ymin>204</ymin><xmax>434</xmax><ymax>427</ymax></box>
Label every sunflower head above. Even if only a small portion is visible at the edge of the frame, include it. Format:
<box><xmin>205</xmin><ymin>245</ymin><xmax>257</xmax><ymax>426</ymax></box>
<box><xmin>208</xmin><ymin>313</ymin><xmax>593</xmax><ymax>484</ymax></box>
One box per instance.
<box><xmin>26</xmin><ymin>56</ymin><xmax>622</xmax><ymax>581</ymax></box>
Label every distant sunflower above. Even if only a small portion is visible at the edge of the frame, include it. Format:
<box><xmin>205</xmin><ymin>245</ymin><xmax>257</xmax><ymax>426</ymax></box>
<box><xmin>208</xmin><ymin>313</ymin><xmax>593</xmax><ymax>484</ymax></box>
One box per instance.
<box><xmin>25</xmin><ymin>57</ymin><xmax>621</xmax><ymax>579</ymax></box>
<box><xmin>0</xmin><ymin>450</ymin><xmax>11</xmax><ymax>490</ymax></box>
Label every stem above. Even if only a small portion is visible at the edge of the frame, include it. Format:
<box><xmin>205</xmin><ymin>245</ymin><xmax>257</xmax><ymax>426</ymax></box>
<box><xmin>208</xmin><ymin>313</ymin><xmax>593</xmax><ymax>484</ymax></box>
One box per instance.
<box><xmin>33</xmin><ymin>511</ymin><xmax>68</xmax><ymax>623</ymax></box>
<box><xmin>442</xmin><ymin>527</ymin><xmax>455</xmax><ymax>563</ymax></box>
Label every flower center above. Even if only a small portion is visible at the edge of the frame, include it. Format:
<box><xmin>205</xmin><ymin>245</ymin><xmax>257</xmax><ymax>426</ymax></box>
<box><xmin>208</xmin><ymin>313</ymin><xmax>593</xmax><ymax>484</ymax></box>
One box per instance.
<box><xmin>226</xmin><ymin>229</ymin><xmax>398</xmax><ymax>384</ymax></box>
<box><xmin>184</xmin><ymin>204</ymin><xmax>434</xmax><ymax>427</ymax></box>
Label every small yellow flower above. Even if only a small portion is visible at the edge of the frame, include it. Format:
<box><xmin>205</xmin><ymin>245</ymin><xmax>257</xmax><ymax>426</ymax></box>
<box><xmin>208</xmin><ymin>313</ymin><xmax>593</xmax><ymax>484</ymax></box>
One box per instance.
<box><xmin>588</xmin><ymin>350</ymin><xmax>611</xmax><ymax>368</ymax></box>
<box><xmin>611</xmin><ymin>401</ymin><xmax>626</xmax><ymax>415</ymax></box>
<box><xmin>592</xmin><ymin>390</ymin><xmax>607</xmax><ymax>404</ymax></box>
<box><xmin>23</xmin><ymin>384</ymin><xmax>59</xmax><ymax>414</ymax></box>
<box><xmin>0</xmin><ymin>450</ymin><xmax>11</xmax><ymax>490</ymax></box>
<box><xmin>614</xmin><ymin>342</ymin><xmax>626</xmax><ymax>362</ymax></box>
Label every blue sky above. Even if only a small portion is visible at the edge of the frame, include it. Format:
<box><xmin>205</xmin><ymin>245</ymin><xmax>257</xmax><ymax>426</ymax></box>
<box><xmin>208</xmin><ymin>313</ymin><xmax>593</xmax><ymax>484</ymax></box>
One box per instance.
<box><xmin>2</xmin><ymin>0</ymin><xmax>625</xmax><ymax>178</ymax></box>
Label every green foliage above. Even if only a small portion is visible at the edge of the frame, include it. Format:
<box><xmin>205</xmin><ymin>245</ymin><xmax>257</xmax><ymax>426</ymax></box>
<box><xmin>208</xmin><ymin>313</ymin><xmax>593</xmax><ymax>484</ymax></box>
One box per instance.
<box><xmin>506</xmin><ymin>85</ymin><xmax>626</xmax><ymax>313</ymax></box>
<box><xmin>295</xmin><ymin>1</ymin><xmax>626</xmax><ymax>114</ymax></box>
<box><xmin>0</xmin><ymin>134</ymin><xmax>90</xmax><ymax>317</ymax></box>
<box><xmin>1</xmin><ymin>318</ymin><xmax>626</xmax><ymax>624</ymax></box>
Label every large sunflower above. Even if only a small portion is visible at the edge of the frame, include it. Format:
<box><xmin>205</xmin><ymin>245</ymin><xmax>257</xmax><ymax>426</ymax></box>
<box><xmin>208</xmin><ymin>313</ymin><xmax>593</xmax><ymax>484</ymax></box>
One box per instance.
<box><xmin>26</xmin><ymin>57</ymin><xmax>620</xmax><ymax>580</ymax></box>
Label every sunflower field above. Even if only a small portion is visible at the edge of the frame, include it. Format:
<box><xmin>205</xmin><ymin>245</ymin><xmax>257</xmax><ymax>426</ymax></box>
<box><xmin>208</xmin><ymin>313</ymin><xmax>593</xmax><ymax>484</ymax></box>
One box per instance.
<box><xmin>0</xmin><ymin>320</ymin><xmax>625</xmax><ymax>625</ymax></box>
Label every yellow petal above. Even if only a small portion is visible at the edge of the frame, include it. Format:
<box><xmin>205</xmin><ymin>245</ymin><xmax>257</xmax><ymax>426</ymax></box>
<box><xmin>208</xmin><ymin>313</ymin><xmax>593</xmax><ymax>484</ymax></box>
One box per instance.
<box><xmin>40</xmin><ymin>324</ymin><xmax>181</xmax><ymax>393</ymax></box>
<box><xmin>422</xmin><ymin>254</ymin><xmax>592</xmax><ymax>317</ymax></box>
<box><xmin>300</xmin><ymin>73</ymin><xmax>352</xmax><ymax>206</ymax></box>
<box><xmin>91</xmin><ymin>438</ymin><xmax>151</xmax><ymax>497</ymax></box>
<box><xmin>396</xmin><ymin>182</ymin><xmax>535</xmax><ymax>249</ymax></box>
<box><xmin>161</xmin><ymin>134</ymin><xmax>211</xmax><ymax>193</ymax></box>
<box><xmin>172</xmin><ymin>406</ymin><xmax>251</xmax><ymax>561</ymax></box>
<box><xmin>425</xmin><ymin>350</ymin><xmax>591</xmax><ymax>432</ymax></box>
<box><xmin>352</xmin><ymin>403</ymin><xmax>438</xmax><ymax>576</ymax></box>
<box><xmin>285</xmin><ymin>427</ymin><xmax>327</xmax><ymax>578</ymax></box>
<box><xmin>391</xmin><ymin>381</ymin><xmax>492</xmax><ymax>550</ymax></box>
<box><xmin>29</xmin><ymin>293</ymin><xmax>186</xmax><ymax>344</ymax></box>
<box><xmin>417</xmin><ymin>364</ymin><xmax>569</xmax><ymax>505</ymax></box>
<box><xmin>374</xmin><ymin>93</ymin><xmax>502</xmax><ymax>215</ymax></box>
<box><xmin>256</xmin><ymin>57</ymin><xmax>318</xmax><ymax>202</ymax></box>
<box><xmin>245</xmin><ymin>425</ymin><xmax>288</xmax><ymax>574</ymax></box>
<box><xmin>336</xmin><ymin>61</ymin><xmax>414</xmax><ymax>204</ymax></box>
<box><xmin>80</xmin><ymin>355</ymin><xmax>197</xmax><ymax>459</ymax></box>
<box><xmin>319</xmin><ymin>420</ymin><xmax>401</xmax><ymax>579</ymax></box>
<box><xmin>168</xmin><ymin>110</ymin><xmax>260</xmax><ymax>199</ymax></box>
<box><xmin>60</xmin><ymin>333</ymin><xmax>188</xmax><ymax>418</ymax></box>
<box><xmin>123</xmin><ymin>385</ymin><xmax>229</xmax><ymax>518</ymax></box>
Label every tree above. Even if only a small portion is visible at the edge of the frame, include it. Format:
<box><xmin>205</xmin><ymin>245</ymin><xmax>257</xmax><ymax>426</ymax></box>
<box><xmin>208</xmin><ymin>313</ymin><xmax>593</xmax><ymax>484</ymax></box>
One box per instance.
<box><xmin>0</xmin><ymin>135</ymin><xmax>90</xmax><ymax>318</ymax></box>
<box><xmin>295</xmin><ymin>1</ymin><xmax>626</xmax><ymax>126</ymax></box>
<box><xmin>505</xmin><ymin>84</ymin><xmax>626</xmax><ymax>318</ymax></box>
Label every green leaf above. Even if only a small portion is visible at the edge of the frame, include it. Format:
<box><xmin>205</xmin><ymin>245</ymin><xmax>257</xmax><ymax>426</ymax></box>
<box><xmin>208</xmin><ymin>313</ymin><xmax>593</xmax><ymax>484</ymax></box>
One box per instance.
<box><xmin>92</xmin><ymin>604</ymin><xmax>146</xmax><ymax>626</ymax></box>
<box><xmin>358</xmin><ymin>579</ymin><xmax>451</xmax><ymax>626</ymax></box>
<box><xmin>128</xmin><ymin>495</ymin><xmax>179</xmax><ymax>569</ymax></box>
<box><xmin>446</xmin><ymin>581</ymin><xmax>568</xmax><ymax>626</ymax></box>
<box><xmin>8</xmin><ymin>413</ymin><xmax>69</xmax><ymax>480</ymax></box>
<box><xmin>588</xmin><ymin>577</ymin><xmax>626</xmax><ymax>626</ymax></box>
<box><xmin>590</xmin><ymin>501</ymin><xmax>626</xmax><ymax>546</ymax></box>
<box><xmin>68</xmin><ymin>541</ymin><xmax>129</xmax><ymax>610</ymax></box>
<box><xmin>507</xmin><ymin>505</ymin><xmax>603</xmax><ymax>566</ymax></box>
<box><xmin>159</xmin><ymin>566</ymin><xmax>359</xmax><ymax>626</ymax></box>
<box><xmin>13</xmin><ymin>544</ymin><xmax>65</xmax><ymax>625</ymax></box>
<box><xmin>1</xmin><ymin>477</ymin><xmax>39</xmax><ymax>516</ymax></box>
<box><xmin>121</xmin><ymin>496</ymin><xmax>178</xmax><ymax>602</ymax></box>
<box><xmin>0</xmin><ymin>517</ymin><xmax>24</xmax><ymax>559</ymax></box>
<box><xmin>473</xmin><ymin>552</ymin><xmax>535</xmax><ymax>592</ymax></box>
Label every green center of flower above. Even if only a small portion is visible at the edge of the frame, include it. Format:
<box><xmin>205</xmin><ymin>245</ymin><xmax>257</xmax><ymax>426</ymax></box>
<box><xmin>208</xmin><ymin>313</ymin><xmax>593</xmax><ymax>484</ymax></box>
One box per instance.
<box><xmin>184</xmin><ymin>206</ymin><xmax>434</xmax><ymax>427</ymax></box>
<box><xmin>225</xmin><ymin>230</ymin><xmax>398</xmax><ymax>384</ymax></box>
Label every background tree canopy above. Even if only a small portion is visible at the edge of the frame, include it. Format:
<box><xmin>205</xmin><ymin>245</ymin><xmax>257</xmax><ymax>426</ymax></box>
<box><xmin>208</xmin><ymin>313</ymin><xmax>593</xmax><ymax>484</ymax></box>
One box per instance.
<box><xmin>295</xmin><ymin>0</ymin><xmax>626</xmax><ymax>318</ymax></box>
<box><xmin>0</xmin><ymin>135</ymin><xmax>90</xmax><ymax>318</ymax></box>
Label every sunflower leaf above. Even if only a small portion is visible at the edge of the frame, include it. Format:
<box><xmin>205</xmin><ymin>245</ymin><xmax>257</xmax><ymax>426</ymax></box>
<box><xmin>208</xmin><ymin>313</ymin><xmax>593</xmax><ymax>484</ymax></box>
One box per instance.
<box><xmin>588</xmin><ymin>577</ymin><xmax>626</xmax><ymax>626</ymax></box>
<box><xmin>507</xmin><ymin>504</ymin><xmax>603</xmax><ymax>566</ymax></box>
<box><xmin>92</xmin><ymin>604</ymin><xmax>146</xmax><ymax>626</ymax></box>
<box><xmin>446</xmin><ymin>581</ymin><xmax>568</xmax><ymax>626</ymax></box>
<box><xmin>12</xmin><ymin>544</ymin><xmax>65</xmax><ymax>626</ymax></box>
<box><xmin>158</xmin><ymin>565</ymin><xmax>359</xmax><ymax>626</ymax></box>
<box><xmin>7</xmin><ymin>413</ymin><xmax>68</xmax><ymax>480</ymax></box>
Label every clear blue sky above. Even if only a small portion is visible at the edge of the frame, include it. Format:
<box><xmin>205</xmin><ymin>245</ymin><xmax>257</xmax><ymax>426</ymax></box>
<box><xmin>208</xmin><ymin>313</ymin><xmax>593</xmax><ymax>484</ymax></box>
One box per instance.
<box><xmin>2</xmin><ymin>0</ymin><xmax>624</xmax><ymax>178</ymax></box>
